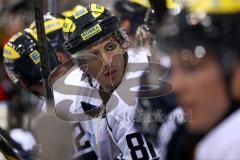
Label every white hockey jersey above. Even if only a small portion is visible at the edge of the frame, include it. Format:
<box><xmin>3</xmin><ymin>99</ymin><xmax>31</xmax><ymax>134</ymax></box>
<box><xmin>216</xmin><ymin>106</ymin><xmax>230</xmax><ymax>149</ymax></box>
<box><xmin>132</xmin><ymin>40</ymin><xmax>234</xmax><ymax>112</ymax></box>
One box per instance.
<box><xmin>52</xmin><ymin>63</ymin><xmax>120</xmax><ymax>159</ymax></box>
<box><xmin>195</xmin><ymin>108</ymin><xmax>240</xmax><ymax>160</ymax></box>
<box><xmin>40</xmin><ymin>87</ymin><xmax>98</xmax><ymax>159</ymax></box>
<box><xmin>157</xmin><ymin>107</ymin><xmax>185</xmax><ymax>160</ymax></box>
<box><xmin>104</xmin><ymin>50</ymin><xmax>161</xmax><ymax>159</ymax></box>
<box><xmin>52</xmin><ymin>49</ymin><xmax>162</xmax><ymax>159</ymax></box>
<box><xmin>157</xmin><ymin>107</ymin><xmax>240</xmax><ymax>160</ymax></box>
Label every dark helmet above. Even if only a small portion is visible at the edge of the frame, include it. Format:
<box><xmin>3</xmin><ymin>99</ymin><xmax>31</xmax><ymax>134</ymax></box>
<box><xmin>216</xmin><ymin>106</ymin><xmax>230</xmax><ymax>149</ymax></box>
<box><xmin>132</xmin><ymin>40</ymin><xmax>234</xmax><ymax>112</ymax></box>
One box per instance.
<box><xmin>157</xmin><ymin>0</ymin><xmax>240</xmax><ymax>59</ymax></box>
<box><xmin>3</xmin><ymin>29</ymin><xmax>58</xmax><ymax>89</ymax></box>
<box><xmin>113</xmin><ymin>0</ymin><xmax>150</xmax><ymax>35</ymax></box>
<box><xmin>63</xmin><ymin>3</ymin><xmax>128</xmax><ymax>55</ymax></box>
<box><xmin>3</xmin><ymin>12</ymin><xmax>67</xmax><ymax>90</ymax></box>
<box><xmin>157</xmin><ymin>0</ymin><xmax>240</xmax><ymax>90</ymax></box>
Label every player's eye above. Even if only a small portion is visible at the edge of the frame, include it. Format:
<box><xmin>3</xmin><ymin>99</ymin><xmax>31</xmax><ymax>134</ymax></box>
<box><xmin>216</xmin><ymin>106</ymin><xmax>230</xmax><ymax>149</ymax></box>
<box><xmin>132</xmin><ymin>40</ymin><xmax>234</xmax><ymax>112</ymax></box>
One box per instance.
<box><xmin>104</xmin><ymin>42</ymin><xmax>117</xmax><ymax>51</ymax></box>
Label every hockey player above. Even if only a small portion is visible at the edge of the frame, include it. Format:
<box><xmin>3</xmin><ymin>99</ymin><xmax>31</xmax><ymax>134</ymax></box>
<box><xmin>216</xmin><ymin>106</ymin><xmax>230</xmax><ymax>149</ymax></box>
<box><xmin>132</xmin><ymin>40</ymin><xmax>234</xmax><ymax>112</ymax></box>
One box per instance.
<box><xmin>3</xmin><ymin>13</ymin><xmax>97</xmax><ymax>160</ymax></box>
<box><xmin>3</xmin><ymin>13</ymin><xmax>68</xmax><ymax>97</ymax></box>
<box><xmin>154</xmin><ymin>0</ymin><xmax>240</xmax><ymax>159</ymax></box>
<box><xmin>53</xmin><ymin>3</ymin><xmax>164</xmax><ymax>159</ymax></box>
<box><xmin>3</xmin><ymin>30</ymin><xmax>58</xmax><ymax>97</ymax></box>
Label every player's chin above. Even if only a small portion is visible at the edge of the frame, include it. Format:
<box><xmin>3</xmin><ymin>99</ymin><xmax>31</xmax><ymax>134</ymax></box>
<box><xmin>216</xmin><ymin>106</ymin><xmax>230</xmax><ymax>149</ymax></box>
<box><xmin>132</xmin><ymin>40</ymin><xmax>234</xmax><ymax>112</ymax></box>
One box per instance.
<box><xmin>101</xmin><ymin>78</ymin><xmax>121</xmax><ymax>90</ymax></box>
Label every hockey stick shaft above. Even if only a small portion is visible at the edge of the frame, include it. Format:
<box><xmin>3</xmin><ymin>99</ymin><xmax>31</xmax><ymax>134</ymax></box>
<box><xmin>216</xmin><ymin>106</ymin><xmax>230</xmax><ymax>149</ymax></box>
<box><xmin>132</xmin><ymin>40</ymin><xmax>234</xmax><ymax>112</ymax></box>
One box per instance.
<box><xmin>33</xmin><ymin>0</ymin><xmax>55</xmax><ymax>113</ymax></box>
<box><xmin>148</xmin><ymin>0</ymin><xmax>167</xmax><ymax>24</ymax></box>
<box><xmin>0</xmin><ymin>135</ymin><xmax>22</xmax><ymax>160</ymax></box>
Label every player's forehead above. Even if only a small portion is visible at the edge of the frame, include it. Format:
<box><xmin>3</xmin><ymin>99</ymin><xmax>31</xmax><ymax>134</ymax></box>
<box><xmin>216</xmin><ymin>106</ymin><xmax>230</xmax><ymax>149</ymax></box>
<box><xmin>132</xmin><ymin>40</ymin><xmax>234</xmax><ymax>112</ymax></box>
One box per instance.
<box><xmin>85</xmin><ymin>34</ymin><xmax>117</xmax><ymax>51</ymax></box>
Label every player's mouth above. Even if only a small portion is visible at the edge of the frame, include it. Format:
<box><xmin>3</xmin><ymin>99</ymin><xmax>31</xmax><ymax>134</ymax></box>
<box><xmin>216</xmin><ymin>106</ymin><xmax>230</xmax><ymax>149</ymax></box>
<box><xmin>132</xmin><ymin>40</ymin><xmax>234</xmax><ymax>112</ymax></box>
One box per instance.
<box><xmin>104</xmin><ymin>69</ymin><xmax>118</xmax><ymax>79</ymax></box>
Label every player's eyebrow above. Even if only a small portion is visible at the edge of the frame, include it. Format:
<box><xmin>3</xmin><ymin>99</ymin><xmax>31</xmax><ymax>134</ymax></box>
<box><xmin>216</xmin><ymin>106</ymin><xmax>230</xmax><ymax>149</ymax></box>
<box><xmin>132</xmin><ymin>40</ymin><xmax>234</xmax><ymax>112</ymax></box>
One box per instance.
<box><xmin>90</xmin><ymin>50</ymin><xmax>100</xmax><ymax>55</ymax></box>
<box><xmin>86</xmin><ymin>38</ymin><xmax>116</xmax><ymax>51</ymax></box>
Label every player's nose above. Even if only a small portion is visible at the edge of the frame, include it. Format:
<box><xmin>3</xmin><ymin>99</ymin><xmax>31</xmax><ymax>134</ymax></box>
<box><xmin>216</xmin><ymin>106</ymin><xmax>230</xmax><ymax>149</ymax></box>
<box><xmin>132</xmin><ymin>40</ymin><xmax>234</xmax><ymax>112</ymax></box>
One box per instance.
<box><xmin>101</xmin><ymin>52</ymin><xmax>113</xmax><ymax>65</ymax></box>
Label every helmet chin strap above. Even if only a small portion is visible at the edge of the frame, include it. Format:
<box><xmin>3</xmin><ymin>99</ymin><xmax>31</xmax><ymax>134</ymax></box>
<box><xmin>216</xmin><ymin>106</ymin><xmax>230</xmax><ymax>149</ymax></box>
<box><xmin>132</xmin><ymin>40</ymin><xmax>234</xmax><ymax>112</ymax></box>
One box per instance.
<box><xmin>85</xmin><ymin>73</ymin><xmax>115</xmax><ymax>93</ymax></box>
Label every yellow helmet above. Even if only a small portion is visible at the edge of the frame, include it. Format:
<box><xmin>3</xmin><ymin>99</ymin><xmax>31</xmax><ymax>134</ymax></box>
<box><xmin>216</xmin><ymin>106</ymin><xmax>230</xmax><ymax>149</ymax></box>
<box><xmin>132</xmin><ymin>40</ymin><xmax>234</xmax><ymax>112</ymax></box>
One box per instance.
<box><xmin>29</xmin><ymin>12</ymin><xmax>66</xmax><ymax>52</ymax></box>
<box><xmin>62</xmin><ymin>10</ymin><xmax>74</xmax><ymax>17</ymax></box>
<box><xmin>186</xmin><ymin>0</ymin><xmax>240</xmax><ymax>14</ymax></box>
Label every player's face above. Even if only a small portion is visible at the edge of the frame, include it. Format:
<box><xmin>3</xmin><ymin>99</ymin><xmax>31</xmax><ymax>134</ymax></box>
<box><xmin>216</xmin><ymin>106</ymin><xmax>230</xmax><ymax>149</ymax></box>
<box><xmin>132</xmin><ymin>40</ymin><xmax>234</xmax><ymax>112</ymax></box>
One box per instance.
<box><xmin>170</xmin><ymin>51</ymin><xmax>229</xmax><ymax>133</ymax></box>
<box><xmin>82</xmin><ymin>35</ymin><xmax>126</xmax><ymax>91</ymax></box>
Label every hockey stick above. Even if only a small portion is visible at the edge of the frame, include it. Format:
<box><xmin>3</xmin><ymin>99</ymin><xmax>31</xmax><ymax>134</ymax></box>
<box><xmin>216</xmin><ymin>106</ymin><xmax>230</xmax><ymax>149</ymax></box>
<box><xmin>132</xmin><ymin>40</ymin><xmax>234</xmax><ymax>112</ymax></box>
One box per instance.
<box><xmin>0</xmin><ymin>131</ymin><xmax>22</xmax><ymax>160</ymax></box>
<box><xmin>148</xmin><ymin>0</ymin><xmax>167</xmax><ymax>25</ymax></box>
<box><xmin>33</xmin><ymin>0</ymin><xmax>55</xmax><ymax>113</ymax></box>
